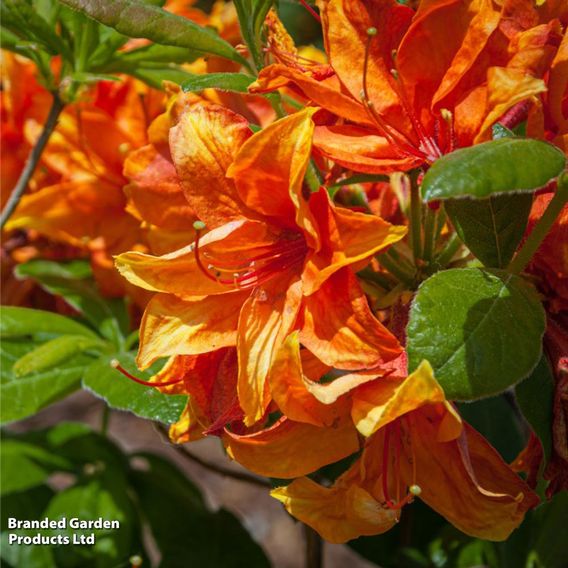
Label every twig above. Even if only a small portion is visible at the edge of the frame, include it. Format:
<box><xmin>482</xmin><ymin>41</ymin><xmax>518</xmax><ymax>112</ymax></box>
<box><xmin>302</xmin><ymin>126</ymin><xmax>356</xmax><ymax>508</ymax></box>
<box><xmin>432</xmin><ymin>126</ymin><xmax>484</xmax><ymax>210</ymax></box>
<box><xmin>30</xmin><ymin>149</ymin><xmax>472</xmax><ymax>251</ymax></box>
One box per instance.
<box><xmin>155</xmin><ymin>425</ymin><xmax>272</xmax><ymax>489</ymax></box>
<box><xmin>304</xmin><ymin>523</ymin><xmax>323</xmax><ymax>568</ymax></box>
<box><xmin>1</xmin><ymin>92</ymin><xmax>65</xmax><ymax>229</ymax></box>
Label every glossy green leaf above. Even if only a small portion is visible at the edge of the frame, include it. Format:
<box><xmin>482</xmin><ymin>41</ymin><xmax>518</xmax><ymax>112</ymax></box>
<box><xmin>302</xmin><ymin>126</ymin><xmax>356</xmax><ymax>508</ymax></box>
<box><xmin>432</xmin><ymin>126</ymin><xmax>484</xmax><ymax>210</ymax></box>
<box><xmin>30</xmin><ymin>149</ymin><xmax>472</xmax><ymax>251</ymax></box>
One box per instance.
<box><xmin>128</xmin><ymin>65</ymin><xmax>198</xmax><ymax>88</ymax></box>
<box><xmin>82</xmin><ymin>353</ymin><xmax>186</xmax><ymax>423</ymax></box>
<box><xmin>516</xmin><ymin>355</ymin><xmax>554</xmax><ymax>461</ymax></box>
<box><xmin>59</xmin><ymin>0</ymin><xmax>248</xmax><ymax>66</ymax></box>
<box><xmin>111</xmin><ymin>43</ymin><xmax>200</xmax><ymax>65</ymax></box>
<box><xmin>15</xmin><ymin>260</ymin><xmax>128</xmax><ymax>346</ymax></box>
<box><xmin>407</xmin><ymin>268</ymin><xmax>546</xmax><ymax>400</ymax></box>
<box><xmin>0</xmin><ymin>307</ymin><xmax>98</xmax><ymax>339</ymax></box>
<box><xmin>182</xmin><ymin>72</ymin><xmax>255</xmax><ymax>93</ymax></box>
<box><xmin>0</xmin><ymin>339</ymin><xmax>89</xmax><ymax>424</ymax></box>
<box><xmin>421</xmin><ymin>138</ymin><xmax>566</xmax><ymax>201</ymax></box>
<box><xmin>445</xmin><ymin>193</ymin><xmax>533</xmax><ymax>267</ymax></box>
<box><xmin>129</xmin><ymin>453</ymin><xmax>270</xmax><ymax>567</ymax></box>
<box><xmin>491</xmin><ymin>123</ymin><xmax>515</xmax><ymax>140</ymax></box>
<box><xmin>12</xmin><ymin>335</ymin><xmax>103</xmax><ymax>378</ymax></box>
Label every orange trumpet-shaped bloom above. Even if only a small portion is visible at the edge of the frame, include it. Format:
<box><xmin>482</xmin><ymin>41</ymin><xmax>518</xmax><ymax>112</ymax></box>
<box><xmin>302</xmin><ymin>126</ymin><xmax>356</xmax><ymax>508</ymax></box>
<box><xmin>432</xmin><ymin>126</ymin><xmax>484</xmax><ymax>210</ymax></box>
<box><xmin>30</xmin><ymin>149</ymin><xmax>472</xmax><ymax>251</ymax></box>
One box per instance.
<box><xmin>273</xmin><ymin>361</ymin><xmax>539</xmax><ymax>543</ymax></box>
<box><xmin>251</xmin><ymin>0</ymin><xmax>563</xmax><ymax>173</ymax></box>
<box><xmin>5</xmin><ymin>78</ymin><xmax>164</xmax><ymax>297</ymax></box>
<box><xmin>116</xmin><ymin>106</ymin><xmax>407</xmax><ymax>425</ymax></box>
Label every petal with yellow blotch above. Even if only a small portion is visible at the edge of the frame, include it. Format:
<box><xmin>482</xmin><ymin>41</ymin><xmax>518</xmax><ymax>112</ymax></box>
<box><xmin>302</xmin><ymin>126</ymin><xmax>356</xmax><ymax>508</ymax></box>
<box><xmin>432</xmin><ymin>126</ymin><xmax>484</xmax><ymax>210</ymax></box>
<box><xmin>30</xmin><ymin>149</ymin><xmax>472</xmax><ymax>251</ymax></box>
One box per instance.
<box><xmin>224</xmin><ymin>416</ymin><xmax>359</xmax><ymax>478</ymax></box>
<box><xmin>313</xmin><ymin>125</ymin><xmax>421</xmax><ymax>174</ymax></box>
<box><xmin>237</xmin><ymin>275</ymin><xmax>302</xmax><ymax>425</ymax></box>
<box><xmin>302</xmin><ymin>189</ymin><xmax>407</xmax><ymax>294</ymax></box>
<box><xmin>227</xmin><ymin>109</ymin><xmax>320</xmax><ymax>247</ymax></box>
<box><xmin>115</xmin><ymin>219</ymin><xmax>276</xmax><ymax>297</ymax></box>
<box><xmin>169</xmin><ymin>104</ymin><xmax>254</xmax><ymax>228</ymax></box>
<box><xmin>271</xmin><ymin>478</ymin><xmax>397</xmax><ymax>544</ymax></box>
<box><xmin>402</xmin><ymin>414</ymin><xmax>539</xmax><ymax>541</ymax></box>
<box><xmin>475</xmin><ymin>67</ymin><xmax>547</xmax><ymax>142</ymax></box>
<box><xmin>300</xmin><ymin>268</ymin><xmax>401</xmax><ymax>369</ymax></box>
<box><xmin>351</xmin><ymin>360</ymin><xmax>456</xmax><ymax>438</ymax></box>
<box><xmin>137</xmin><ymin>291</ymin><xmax>248</xmax><ymax>368</ymax></box>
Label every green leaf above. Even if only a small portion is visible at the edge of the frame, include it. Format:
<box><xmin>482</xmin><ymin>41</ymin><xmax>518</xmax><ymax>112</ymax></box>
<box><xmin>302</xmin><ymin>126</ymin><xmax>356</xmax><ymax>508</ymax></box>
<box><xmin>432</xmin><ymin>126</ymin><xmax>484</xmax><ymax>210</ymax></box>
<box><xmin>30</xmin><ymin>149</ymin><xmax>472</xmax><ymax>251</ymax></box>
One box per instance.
<box><xmin>516</xmin><ymin>355</ymin><xmax>554</xmax><ymax>461</ymax></box>
<box><xmin>15</xmin><ymin>260</ymin><xmax>128</xmax><ymax>346</ymax></box>
<box><xmin>126</xmin><ymin>65</ymin><xmax>198</xmax><ymax>88</ymax></box>
<box><xmin>59</xmin><ymin>0</ymin><xmax>248</xmax><ymax>66</ymax></box>
<box><xmin>233</xmin><ymin>0</ymin><xmax>273</xmax><ymax>70</ymax></box>
<box><xmin>129</xmin><ymin>453</ymin><xmax>270</xmax><ymax>567</ymax></box>
<box><xmin>0</xmin><ymin>437</ymin><xmax>73</xmax><ymax>496</ymax></box>
<box><xmin>1</xmin><ymin>0</ymin><xmax>70</xmax><ymax>57</ymax></box>
<box><xmin>111</xmin><ymin>43</ymin><xmax>200</xmax><ymax>65</ymax></box>
<box><xmin>421</xmin><ymin>138</ymin><xmax>566</xmax><ymax>201</ymax></box>
<box><xmin>82</xmin><ymin>353</ymin><xmax>186</xmax><ymax>423</ymax></box>
<box><xmin>12</xmin><ymin>335</ymin><xmax>104</xmax><ymax>378</ymax></box>
<box><xmin>407</xmin><ymin>268</ymin><xmax>546</xmax><ymax>400</ymax></box>
<box><xmin>445</xmin><ymin>193</ymin><xmax>533</xmax><ymax>267</ymax></box>
<box><xmin>182</xmin><ymin>72</ymin><xmax>255</xmax><ymax>93</ymax></box>
<box><xmin>0</xmin><ymin>307</ymin><xmax>98</xmax><ymax>339</ymax></box>
<box><xmin>0</xmin><ymin>339</ymin><xmax>89</xmax><ymax>424</ymax></box>
<box><xmin>491</xmin><ymin>123</ymin><xmax>516</xmax><ymax>140</ymax></box>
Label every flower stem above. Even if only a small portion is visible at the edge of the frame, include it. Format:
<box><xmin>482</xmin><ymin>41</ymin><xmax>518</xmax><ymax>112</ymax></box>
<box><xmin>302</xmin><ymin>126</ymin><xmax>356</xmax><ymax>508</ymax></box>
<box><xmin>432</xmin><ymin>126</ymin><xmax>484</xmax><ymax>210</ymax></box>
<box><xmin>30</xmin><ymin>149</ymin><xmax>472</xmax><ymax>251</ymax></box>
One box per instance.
<box><xmin>422</xmin><ymin>207</ymin><xmax>438</xmax><ymax>262</ymax></box>
<box><xmin>304</xmin><ymin>524</ymin><xmax>323</xmax><ymax>568</ymax></box>
<box><xmin>1</xmin><ymin>92</ymin><xmax>65</xmax><ymax>229</ymax></box>
<box><xmin>508</xmin><ymin>173</ymin><xmax>568</xmax><ymax>274</ymax></box>
<box><xmin>409</xmin><ymin>176</ymin><xmax>423</xmax><ymax>261</ymax></box>
<box><xmin>377</xmin><ymin>250</ymin><xmax>416</xmax><ymax>287</ymax></box>
<box><xmin>435</xmin><ymin>232</ymin><xmax>461</xmax><ymax>268</ymax></box>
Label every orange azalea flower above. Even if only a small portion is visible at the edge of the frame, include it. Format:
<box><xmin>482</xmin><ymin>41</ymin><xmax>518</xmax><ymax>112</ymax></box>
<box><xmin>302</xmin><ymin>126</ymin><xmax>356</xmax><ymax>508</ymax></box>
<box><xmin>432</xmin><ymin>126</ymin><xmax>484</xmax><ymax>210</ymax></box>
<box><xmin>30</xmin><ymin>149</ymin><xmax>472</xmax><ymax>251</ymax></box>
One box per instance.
<box><xmin>0</xmin><ymin>52</ymin><xmax>52</xmax><ymax>207</ymax></box>
<box><xmin>272</xmin><ymin>360</ymin><xmax>539</xmax><ymax>543</ymax></box>
<box><xmin>5</xmin><ymin>78</ymin><xmax>164</xmax><ymax>297</ymax></box>
<box><xmin>251</xmin><ymin>0</ymin><xmax>562</xmax><ymax>173</ymax></box>
<box><xmin>116</xmin><ymin>106</ymin><xmax>407</xmax><ymax>424</ymax></box>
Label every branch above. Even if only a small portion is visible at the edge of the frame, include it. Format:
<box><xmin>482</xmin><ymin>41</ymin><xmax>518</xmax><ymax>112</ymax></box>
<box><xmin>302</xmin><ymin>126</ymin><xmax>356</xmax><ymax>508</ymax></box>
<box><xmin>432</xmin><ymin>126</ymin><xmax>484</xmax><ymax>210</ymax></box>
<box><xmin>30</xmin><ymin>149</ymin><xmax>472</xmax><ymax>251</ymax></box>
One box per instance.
<box><xmin>155</xmin><ymin>424</ymin><xmax>272</xmax><ymax>489</ymax></box>
<box><xmin>1</xmin><ymin>92</ymin><xmax>65</xmax><ymax>229</ymax></box>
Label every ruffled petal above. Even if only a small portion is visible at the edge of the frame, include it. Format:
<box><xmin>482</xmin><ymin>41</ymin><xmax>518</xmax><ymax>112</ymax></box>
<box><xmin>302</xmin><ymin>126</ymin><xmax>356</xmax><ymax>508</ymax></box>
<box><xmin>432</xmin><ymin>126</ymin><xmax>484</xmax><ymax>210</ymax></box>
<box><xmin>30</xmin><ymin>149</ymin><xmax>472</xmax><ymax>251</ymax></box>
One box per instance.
<box><xmin>137</xmin><ymin>292</ymin><xmax>248</xmax><ymax>368</ymax></box>
<box><xmin>224</xmin><ymin>416</ymin><xmax>359</xmax><ymax>478</ymax></box>
<box><xmin>300</xmin><ymin>267</ymin><xmax>401</xmax><ymax>369</ymax></box>
<box><xmin>169</xmin><ymin>104</ymin><xmax>254</xmax><ymax>227</ymax></box>
<box><xmin>237</xmin><ymin>275</ymin><xmax>303</xmax><ymax>425</ymax></box>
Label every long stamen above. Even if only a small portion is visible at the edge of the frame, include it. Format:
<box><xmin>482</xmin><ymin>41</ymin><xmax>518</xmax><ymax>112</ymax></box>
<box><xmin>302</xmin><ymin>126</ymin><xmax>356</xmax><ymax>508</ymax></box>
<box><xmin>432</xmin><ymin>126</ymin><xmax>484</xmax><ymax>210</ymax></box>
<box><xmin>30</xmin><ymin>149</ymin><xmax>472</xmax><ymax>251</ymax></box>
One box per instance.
<box><xmin>382</xmin><ymin>422</ymin><xmax>422</xmax><ymax>511</ymax></box>
<box><xmin>361</xmin><ymin>29</ymin><xmax>427</xmax><ymax>161</ymax></box>
<box><xmin>298</xmin><ymin>0</ymin><xmax>321</xmax><ymax>23</ymax></box>
<box><xmin>110</xmin><ymin>360</ymin><xmax>183</xmax><ymax>387</ymax></box>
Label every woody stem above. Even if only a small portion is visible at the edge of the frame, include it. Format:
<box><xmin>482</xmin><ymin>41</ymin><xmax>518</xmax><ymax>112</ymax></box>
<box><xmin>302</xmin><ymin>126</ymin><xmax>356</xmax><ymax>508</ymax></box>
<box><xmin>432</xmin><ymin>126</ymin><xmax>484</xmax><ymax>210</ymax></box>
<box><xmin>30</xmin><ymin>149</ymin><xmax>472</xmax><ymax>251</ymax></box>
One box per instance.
<box><xmin>304</xmin><ymin>524</ymin><xmax>323</xmax><ymax>568</ymax></box>
<box><xmin>508</xmin><ymin>173</ymin><xmax>568</xmax><ymax>274</ymax></box>
<box><xmin>0</xmin><ymin>92</ymin><xmax>65</xmax><ymax>229</ymax></box>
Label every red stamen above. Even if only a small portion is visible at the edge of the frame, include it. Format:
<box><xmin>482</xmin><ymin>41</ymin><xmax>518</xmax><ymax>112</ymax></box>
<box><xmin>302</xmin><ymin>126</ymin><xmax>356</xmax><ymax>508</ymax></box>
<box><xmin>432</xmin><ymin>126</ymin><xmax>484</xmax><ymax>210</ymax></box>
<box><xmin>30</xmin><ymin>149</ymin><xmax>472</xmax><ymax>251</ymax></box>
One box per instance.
<box><xmin>298</xmin><ymin>0</ymin><xmax>321</xmax><ymax>23</ymax></box>
<box><xmin>110</xmin><ymin>360</ymin><xmax>183</xmax><ymax>387</ymax></box>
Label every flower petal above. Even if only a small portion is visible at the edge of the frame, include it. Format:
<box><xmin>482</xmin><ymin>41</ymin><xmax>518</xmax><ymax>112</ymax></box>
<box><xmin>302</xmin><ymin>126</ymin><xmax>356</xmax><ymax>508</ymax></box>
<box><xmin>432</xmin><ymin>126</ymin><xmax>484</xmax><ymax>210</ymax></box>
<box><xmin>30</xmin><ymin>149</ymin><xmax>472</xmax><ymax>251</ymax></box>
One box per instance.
<box><xmin>237</xmin><ymin>275</ymin><xmax>303</xmax><ymax>425</ymax></box>
<box><xmin>224</xmin><ymin>416</ymin><xmax>359</xmax><ymax>478</ymax></box>
<box><xmin>169</xmin><ymin>104</ymin><xmax>253</xmax><ymax>227</ymax></box>
<box><xmin>271</xmin><ymin>478</ymin><xmax>397</xmax><ymax>544</ymax></box>
<box><xmin>227</xmin><ymin>109</ymin><xmax>320</xmax><ymax>246</ymax></box>
<box><xmin>300</xmin><ymin>267</ymin><xmax>401</xmax><ymax>369</ymax></box>
<box><xmin>137</xmin><ymin>292</ymin><xmax>248</xmax><ymax>368</ymax></box>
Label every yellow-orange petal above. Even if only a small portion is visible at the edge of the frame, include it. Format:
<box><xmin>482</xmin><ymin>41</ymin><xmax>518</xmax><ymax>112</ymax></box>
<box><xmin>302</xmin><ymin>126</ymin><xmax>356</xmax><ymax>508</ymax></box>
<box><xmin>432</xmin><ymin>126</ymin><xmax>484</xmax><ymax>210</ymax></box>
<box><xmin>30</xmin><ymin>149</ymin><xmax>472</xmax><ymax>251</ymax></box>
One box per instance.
<box><xmin>227</xmin><ymin>109</ymin><xmax>321</xmax><ymax>247</ymax></box>
<box><xmin>169</xmin><ymin>104</ymin><xmax>254</xmax><ymax>228</ymax></box>
<box><xmin>237</xmin><ymin>275</ymin><xmax>302</xmax><ymax>425</ymax></box>
<box><xmin>115</xmin><ymin>219</ymin><xmax>274</xmax><ymax>297</ymax></box>
<box><xmin>300</xmin><ymin>268</ymin><xmax>401</xmax><ymax>369</ymax></box>
<box><xmin>271</xmin><ymin>478</ymin><xmax>397</xmax><ymax>544</ymax></box>
<box><xmin>404</xmin><ymin>415</ymin><xmax>539</xmax><ymax>540</ymax></box>
<box><xmin>137</xmin><ymin>292</ymin><xmax>248</xmax><ymax>368</ymax></box>
<box><xmin>351</xmin><ymin>360</ymin><xmax>461</xmax><ymax>438</ymax></box>
<box><xmin>224</xmin><ymin>416</ymin><xmax>359</xmax><ymax>478</ymax></box>
<box><xmin>313</xmin><ymin>125</ymin><xmax>421</xmax><ymax>174</ymax></box>
<box><xmin>302</xmin><ymin>189</ymin><xmax>407</xmax><ymax>294</ymax></box>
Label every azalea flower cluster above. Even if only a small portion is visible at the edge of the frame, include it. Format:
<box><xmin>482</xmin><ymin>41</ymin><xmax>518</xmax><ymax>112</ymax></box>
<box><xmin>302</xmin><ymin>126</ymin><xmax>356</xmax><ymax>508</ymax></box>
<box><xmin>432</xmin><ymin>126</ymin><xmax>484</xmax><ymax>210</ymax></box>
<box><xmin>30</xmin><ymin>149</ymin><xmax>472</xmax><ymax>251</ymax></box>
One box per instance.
<box><xmin>2</xmin><ymin>0</ymin><xmax>567</xmax><ymax>546</ymax></box>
